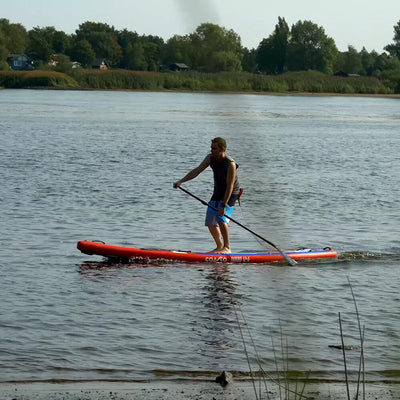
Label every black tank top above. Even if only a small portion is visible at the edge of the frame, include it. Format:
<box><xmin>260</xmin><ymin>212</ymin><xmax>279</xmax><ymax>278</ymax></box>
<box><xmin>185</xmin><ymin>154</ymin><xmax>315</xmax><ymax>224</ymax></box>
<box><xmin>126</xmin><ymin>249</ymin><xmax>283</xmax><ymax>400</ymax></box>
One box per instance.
<box><xmin>210</xmin><ymin>155</ymin><xmax>240</xmax><ymax>206</ymax></box>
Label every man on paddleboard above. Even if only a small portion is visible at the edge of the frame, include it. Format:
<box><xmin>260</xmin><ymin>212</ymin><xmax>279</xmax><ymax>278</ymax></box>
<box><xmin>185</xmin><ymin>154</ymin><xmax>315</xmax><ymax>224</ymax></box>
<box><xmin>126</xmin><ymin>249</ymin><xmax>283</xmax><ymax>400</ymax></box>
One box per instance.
<box><xmin>173</xmin><ymin>137</ymin><xmax>240</xmax><ymax>253</ymax></box>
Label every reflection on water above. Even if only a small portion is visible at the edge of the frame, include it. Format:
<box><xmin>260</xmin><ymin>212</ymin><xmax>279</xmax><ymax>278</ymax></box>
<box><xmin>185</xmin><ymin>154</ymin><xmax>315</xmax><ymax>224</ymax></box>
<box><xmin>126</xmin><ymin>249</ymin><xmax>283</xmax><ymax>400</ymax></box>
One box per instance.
<box><xmin>200</xmin><ymin>265</ymin><xmax>242</xmax><ymax>353</ymax></box>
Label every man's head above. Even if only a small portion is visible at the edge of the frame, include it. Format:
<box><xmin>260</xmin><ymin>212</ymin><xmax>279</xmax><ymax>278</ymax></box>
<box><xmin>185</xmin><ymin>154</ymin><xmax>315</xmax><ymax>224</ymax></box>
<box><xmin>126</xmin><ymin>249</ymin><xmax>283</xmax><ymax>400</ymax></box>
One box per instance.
<box><xmin>211</xmin><ymin>137</ymin><xmax>226</xmax><ymax>152</ymax></box>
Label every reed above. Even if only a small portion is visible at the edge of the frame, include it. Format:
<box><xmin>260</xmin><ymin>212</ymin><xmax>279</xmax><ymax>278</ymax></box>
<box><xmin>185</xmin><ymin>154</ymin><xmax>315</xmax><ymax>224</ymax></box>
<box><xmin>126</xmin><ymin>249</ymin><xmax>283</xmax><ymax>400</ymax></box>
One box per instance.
<box><xmin>344</xmin><ymin>278</ymin><xmax>366</xmax><ymax>400</ymax></box>
<box><xmin>233</xmin><ymin>279</ymin><xmax>367</xmax><ymax>400</ymax></box>
<box><xmin>233</xmin><ymin>303</ymin><xmax>312</xmax><ymax>399</ymax></box>
<box><xmin>280</xmin><ymin>70</ymin><xmax>390</xmax><ymax>94</ymax></box>
<box><xmin>0</xmin><ymin>69</ymin><xmax>395</xmax><ymax>94</ymax></box>
<box><xmin>73</xmin><ymin>69</ymin><xmax>163</xmax><ymax>90</ymax></box>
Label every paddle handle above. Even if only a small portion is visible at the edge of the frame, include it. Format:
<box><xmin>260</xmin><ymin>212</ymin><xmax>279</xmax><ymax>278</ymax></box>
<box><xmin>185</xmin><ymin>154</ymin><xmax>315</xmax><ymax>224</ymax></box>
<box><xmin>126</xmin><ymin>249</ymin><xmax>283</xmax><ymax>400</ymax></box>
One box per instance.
<box><xmin>177</xmin><ymin>186</ymin><xmax>297</xmax><ymax>266</ymax></box>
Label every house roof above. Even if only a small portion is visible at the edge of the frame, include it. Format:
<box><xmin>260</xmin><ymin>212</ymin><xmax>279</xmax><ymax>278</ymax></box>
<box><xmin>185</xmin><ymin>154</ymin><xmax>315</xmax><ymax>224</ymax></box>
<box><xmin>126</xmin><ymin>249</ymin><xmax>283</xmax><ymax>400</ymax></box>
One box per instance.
<box><xmin>92</xmin><ymin>58</ymin><xmax>109</xmax><ymax>66</ymax></box>
<box><xmin>171</xmin><ymin>63</ymin><xmax>189</xmax><ymax>68</ymax></box>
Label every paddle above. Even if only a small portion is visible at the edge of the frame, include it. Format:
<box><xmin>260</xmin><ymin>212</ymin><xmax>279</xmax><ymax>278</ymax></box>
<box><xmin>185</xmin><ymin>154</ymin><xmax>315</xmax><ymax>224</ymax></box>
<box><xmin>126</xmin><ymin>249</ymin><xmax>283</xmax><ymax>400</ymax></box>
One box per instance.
<box><xmin>177</xmin><ymin>186</ymin><xmax>297</xmax><ymax>266</ymax></box>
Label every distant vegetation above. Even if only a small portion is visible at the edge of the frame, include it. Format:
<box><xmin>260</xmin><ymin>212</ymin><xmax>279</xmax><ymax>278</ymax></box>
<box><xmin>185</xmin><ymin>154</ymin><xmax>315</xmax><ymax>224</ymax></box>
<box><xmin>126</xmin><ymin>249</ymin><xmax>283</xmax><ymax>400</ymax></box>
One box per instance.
<box><xmin>1</xmin><ymin>17</ymin><xmax>400</xmax><ymax>93</ymax></box>
<box><xmin>0</xmin><ymin>69</ymin><xmax>395</xmax><ymax>95</ymax></box>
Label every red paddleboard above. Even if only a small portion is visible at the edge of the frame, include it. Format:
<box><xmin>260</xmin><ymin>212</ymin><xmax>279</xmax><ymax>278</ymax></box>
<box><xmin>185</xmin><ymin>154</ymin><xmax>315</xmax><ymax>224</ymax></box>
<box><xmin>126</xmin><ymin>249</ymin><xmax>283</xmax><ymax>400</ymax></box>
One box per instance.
<box><xmin>77</xmin><ymin>240</ymin><xmax>337</xmax><ymax>264</ymax></box>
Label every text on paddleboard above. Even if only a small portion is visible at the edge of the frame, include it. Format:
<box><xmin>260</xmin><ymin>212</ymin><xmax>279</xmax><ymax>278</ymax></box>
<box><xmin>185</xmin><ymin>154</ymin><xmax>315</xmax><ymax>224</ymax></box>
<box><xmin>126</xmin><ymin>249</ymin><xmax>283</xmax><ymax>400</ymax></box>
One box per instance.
<box><xmin>205</xmin><ymin>255</ymin><xmax>251</xmax><ymax>263</ymax></box>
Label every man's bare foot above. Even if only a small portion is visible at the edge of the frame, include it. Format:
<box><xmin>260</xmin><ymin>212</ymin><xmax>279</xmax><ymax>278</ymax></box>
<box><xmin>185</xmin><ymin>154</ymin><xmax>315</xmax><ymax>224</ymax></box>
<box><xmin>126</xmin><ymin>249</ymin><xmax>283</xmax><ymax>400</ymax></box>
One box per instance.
<box><xmin>209</xmin><ymin>247</ymin><xmax>224</xmax><ymax>253</ymax></box>
<box><xmin>210</xmin><ymin>247</ymin><xmax>231</xmax><ymax>254</ymax></box>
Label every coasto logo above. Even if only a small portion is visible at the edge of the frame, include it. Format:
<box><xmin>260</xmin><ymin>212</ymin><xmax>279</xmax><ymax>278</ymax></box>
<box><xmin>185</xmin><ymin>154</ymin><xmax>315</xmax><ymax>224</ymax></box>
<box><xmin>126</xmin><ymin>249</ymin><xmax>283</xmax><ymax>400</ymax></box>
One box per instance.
<box><xmin>205</xmin><ymin>256</ymin><xmax>228</xmax><ymax>263</ymax></box>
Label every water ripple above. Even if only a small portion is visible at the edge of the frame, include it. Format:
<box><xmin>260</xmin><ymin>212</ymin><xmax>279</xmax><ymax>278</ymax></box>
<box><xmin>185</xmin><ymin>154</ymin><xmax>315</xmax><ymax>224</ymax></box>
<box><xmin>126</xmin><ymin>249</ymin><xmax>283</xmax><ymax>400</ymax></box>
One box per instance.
<box><xmin>1</xmin><ymin>90</ymin><xmax>400</xmax><ymax>383</ymax></box>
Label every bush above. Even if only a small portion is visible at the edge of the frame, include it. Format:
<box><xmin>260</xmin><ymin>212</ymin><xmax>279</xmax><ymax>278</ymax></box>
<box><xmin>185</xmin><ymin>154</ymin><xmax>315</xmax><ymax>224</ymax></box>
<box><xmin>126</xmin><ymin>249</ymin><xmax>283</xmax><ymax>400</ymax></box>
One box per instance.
<box><xmin>0</xmin><ymin>61</ymin><xmax>10</xmax><ymax>71</ymax></box>
<box><xmin>377</xmin><ymin>68</ymin><xmax>400</xmax><ymax>93</ymax></box>
<box><xmin>0</xmin><ymin>71</ymin><xmax>79</xmax><ymax>88</ymax></box>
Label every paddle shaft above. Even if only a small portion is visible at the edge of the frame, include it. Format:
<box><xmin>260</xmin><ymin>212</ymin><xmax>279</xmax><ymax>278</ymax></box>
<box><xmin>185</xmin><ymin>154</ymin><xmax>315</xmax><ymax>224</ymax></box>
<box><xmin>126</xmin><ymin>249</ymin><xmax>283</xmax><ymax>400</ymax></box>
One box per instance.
<box><xmin>177</xmin><ymin>186</ymin><xmax>297</xmax><ymax>265</ymax></box>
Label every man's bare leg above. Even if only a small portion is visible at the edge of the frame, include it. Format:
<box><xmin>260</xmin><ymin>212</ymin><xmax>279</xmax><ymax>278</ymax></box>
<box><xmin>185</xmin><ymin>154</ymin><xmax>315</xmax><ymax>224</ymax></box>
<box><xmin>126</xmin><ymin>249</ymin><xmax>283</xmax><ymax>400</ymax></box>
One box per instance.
<box><xmin>208</xmin><ymin>225</ymin><xmax>224</xmax><ymax>252</ymax></box>
<box><xmin>218</xmin><ymin>222</ymin><xmax>231</xmax><ymax>253</ymax></box>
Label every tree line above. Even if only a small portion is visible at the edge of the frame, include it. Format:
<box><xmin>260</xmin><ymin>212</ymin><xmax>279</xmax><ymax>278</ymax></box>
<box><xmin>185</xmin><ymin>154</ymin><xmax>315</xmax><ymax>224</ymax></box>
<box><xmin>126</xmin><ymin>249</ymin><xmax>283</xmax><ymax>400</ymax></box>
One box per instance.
<box><xmin>1</xmin><ymin>17</ymin><xmax>400</xmax><ymax>77</ymax></box>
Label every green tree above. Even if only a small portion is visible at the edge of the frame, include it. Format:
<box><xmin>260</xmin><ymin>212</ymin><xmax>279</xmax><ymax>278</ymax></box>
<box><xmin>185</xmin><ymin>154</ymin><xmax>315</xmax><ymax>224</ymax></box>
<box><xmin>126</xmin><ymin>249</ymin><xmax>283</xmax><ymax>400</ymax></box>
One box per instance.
<box><xmin>287</xmin><ymin>20</ymin><xmax>338</xmax><ymax>73</ymax></box>
<box><xmin>209</xmin><ymin>50</ymin><xmax>242</xmax><ymax>72</ymax></box>
<box><xmin>117</xmin><ymin>28</ymin><xmax>139</xmax><ymax>69</ymax></box>
<box><xmin>189</xmin><ymin>23</ymin><xmax>242</xmax><ymax>72</ymax></box>
<box><xmin>256</xmin><ymin>17</ymin><xmax>289</xmax><ymax>74</ymax></box>
<box><xmin>75</xmin><ymin>21</ymin><xmax>122</xmax><ymax>65</ymax></box>
<box><xmin>139</xmin><ymin>35</ymin><xmax>164</xmax><ymax>71</ymax></box>
<box><xmin>241</xmin><ymin>47</ymin><xmax>257</xmax><ymax>72</ymax></box>
<box><xmin>75</xmin><ymin>21</ymin><xmax>115</xmax><ymax>37</ymax></box>
<box><xmin>93</xmin><ymin>31</ymin><xmax>122</xmax><ymax>64</ymax></box>
<box><xmin>376</xmin><ymin>57</ymin><xmax>400</xmax><ymax>93</ymax></box>
<box><xmin>26</xmin><ymin>26</ymin><xmax>54</xmax><ymax>61</ymax></box>
<box><xmin>0</xmin><ymin>19</ymin><xmax>28</xmax><ymax>56</ymax></box>
<box><xmin>25</xmin><ymin>26</ymin><xmax>71</xmax><ymax>63</ymax></box>
<box><xmin>53</xmin><ymin>30</ymin><xmax>71</xmax><ymax>54</ymax></box>
<box><xmin>68</xmin><ymin>39</ymin><xmax>96</xmax><ymax>67</ymax></box>
<box><xmin>334</xmin><ymin>45</ymin><xmax>363</xmax><ymax>74</ymax></box>
<box><xmin>122</xmin><ymin>42</ymin><xmax>147</xmax><ymax>70</ymax></box>
<box><xmin>117</xmin><ymin>29</ymin><xmax>163</xmax><ymax>70</ymax></box>
<box><xmin>384</xmin><ymin>20</ymin><xmax>400</xmax><ymax>58</ymax></box>
<box><xmin>0</xmin><ymin>30</ymin><xmax>8</xmax><ymax>63</ymax></box>
<box><xmin>359</xmin><ymin>47</ymin><xmax>373</xmax><ymax>75</ymax></box>
<box><xmin>371</xmin><ymin>51</ymin><xmax>392</xmax><ymax>73</ymax></box>
<box><xmin>161</xmin><ymin>34</ymin><xmax>193</xmax><ymax>67</ymax></box>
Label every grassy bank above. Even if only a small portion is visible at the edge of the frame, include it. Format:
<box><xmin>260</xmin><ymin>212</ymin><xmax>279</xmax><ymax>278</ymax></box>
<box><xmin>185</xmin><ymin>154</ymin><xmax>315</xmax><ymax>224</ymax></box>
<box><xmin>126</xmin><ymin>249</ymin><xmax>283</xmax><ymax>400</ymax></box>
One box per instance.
<box><xmin>0</xmin><ymin>69</ymin><xmax>397</xmax><ymax>95</ymax></box>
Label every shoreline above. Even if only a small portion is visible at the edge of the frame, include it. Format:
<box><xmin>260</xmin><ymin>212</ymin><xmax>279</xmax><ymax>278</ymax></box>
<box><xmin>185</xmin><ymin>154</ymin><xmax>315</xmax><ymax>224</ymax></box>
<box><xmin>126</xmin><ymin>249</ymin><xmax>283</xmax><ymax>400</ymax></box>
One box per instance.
<box><xmin>1</xmin><ymin>379</ymin><xmax>399</xmax><ymax>400</ymax></box>
<box><xmin>1</xmin><ymin>85</ymin><xmax>400</xmax><ymax>98</ymax></box>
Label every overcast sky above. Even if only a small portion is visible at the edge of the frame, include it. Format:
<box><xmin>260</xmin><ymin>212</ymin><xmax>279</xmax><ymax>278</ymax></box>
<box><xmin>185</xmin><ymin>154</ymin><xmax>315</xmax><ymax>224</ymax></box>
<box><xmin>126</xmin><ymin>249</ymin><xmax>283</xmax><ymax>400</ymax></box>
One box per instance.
<box><xmin>1</xmin><ymin>0</ymin><xmax>398</xmax><ymax>52</ymax></box>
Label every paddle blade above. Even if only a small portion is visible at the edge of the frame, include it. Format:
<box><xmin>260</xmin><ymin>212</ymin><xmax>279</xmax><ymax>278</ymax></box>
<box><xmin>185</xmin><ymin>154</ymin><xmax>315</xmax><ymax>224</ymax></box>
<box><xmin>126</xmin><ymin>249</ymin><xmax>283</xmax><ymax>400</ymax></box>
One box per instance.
<box><xmin>282</xmin><ymin>252</ymin><xmax>298</xmax><ymax>266</ymax></box>
<box><xmin>273</xmin><ymin>244</ymin><xmax>297</xmax><ymax>265</ymax></box>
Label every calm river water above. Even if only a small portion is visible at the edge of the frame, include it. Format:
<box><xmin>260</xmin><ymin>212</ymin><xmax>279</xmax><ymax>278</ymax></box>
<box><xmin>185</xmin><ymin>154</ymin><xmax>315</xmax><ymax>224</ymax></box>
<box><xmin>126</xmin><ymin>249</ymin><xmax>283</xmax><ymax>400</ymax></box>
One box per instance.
<box><xmin>1</xmin><ymin>89</ymin><xmax>399</xmax><ymax>384</ymax></box>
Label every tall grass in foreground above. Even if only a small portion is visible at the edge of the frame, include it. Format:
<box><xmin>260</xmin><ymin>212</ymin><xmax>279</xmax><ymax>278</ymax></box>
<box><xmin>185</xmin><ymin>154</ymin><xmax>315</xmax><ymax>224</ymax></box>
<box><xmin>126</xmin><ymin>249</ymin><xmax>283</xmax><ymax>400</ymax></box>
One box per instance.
<box><xmin>234</xmin><ymin>303</ymin><xmax>310</xmax><ymax>399</ymax></box>
<box><xmin>233</xmin><ymin>279</ymin><xmax>366</xmax><ymax>400</ymax></box>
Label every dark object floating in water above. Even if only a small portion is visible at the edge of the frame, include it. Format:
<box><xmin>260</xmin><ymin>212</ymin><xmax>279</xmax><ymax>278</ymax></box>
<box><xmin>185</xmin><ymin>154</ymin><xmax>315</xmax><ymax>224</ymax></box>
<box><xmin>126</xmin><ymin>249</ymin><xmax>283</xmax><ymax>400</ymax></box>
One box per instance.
<box><xmin>216</xmin><ymin>371</ymin><xmax>233</xmax><ymax>387</ymax></box>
